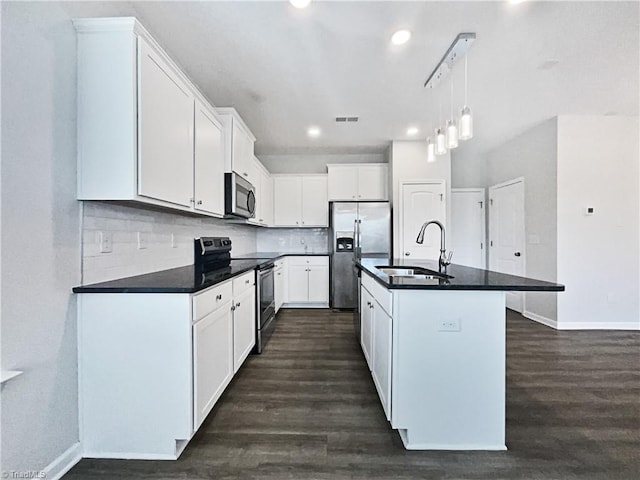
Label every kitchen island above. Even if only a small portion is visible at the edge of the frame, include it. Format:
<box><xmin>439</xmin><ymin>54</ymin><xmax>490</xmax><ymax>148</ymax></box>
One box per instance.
<box><xmin>355</xmin><ymin>257</ymin><xmax>564</xmax><ymax>451</ymax></box>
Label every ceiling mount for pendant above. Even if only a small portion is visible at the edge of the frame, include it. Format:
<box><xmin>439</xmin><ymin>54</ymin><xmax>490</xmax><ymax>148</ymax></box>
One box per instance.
<box><xmin>424</xmin><ymin>33</ymin><xmax>476</xmax><ymax>90</ymax></box>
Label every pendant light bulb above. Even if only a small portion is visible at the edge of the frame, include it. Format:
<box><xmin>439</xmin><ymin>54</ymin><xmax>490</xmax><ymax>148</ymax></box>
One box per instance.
<box><xmin>446</xmin><ymin>119</ymin><xmax>459</xmax><ymax>149</ymax></box>
<box><xmin>459</xmin><ymin>105</ymin><xmax>473</xmax><ymax>140</ymax></box>
<box><xmin>435</xmin><ymin>127</ymin><xmax>447</xmax><ymax>155</ymax></box>
<box><xmin>426</xmin><ymin>137</ymin><xmax>436</xmax><ymax>163</ymax></box>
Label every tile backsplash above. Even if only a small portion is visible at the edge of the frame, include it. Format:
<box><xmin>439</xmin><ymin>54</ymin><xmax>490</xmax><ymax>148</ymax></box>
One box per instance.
<box><xmin>82</xmin><ymin>202</ymin><xmax>257</xmax><ymax>284</ymax></box>
<box><xmin>257</xmin><ymin>228</ymin><xmax>328</xmax><ymax>254</ymax></box>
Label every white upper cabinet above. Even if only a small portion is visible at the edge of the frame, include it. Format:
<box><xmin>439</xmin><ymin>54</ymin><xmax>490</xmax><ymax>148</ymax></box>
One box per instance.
<box><xmin>217</xmin><ymin>108</ymin><xmax>257</xmax><ymax>187</ymax></box>
<box><xmin>273</xmin><ymin>176</ymin><xmax>303</xmax><ymax>226</ymax></box>
<box><xmin>194</xmin><ymin>99</ymin><xmax>224</xmax><ymax>216</ymax></box>
<box><xmin>138</xmin><ymin>38</ymin><xmax>194</xmax><ymax>207</ymax></box>
<box><xmin>273</xmin><ymin>175</ymin><xmax>328</xmax><ymax>227</ymax></box>
<box><xmin>74</xmin><ymin>17</ymin><xmax>225</xmax><ymax>217</ymax></box>
<box><xmin>327</xmin><ymin>164</ymin><xmax>388</xmax><ymax>201</ymax></box>
<box><xmin>249</xmin><ymin>158</ymin><xmax>273</xmax><ymax>227</ymax></box>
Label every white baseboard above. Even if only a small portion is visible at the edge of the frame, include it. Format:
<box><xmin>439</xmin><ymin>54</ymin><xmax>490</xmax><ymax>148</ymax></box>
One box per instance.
<box><xmin>44</xmin><ymin>442</ymin><xmax>82</xmax><ymax>480</ymax></box>
<box><xmin>523</xmin><ymin>310</ymin><xmax>557</xmax><ymax>329</ymax></box>
<box><xmin>557</xmin><ymin>321</ymin><xmax>640</xmax><ymax>331</ymax></box>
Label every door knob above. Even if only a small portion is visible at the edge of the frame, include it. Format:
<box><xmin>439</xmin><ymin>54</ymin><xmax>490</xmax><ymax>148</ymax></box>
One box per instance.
<box><xmin>514</xmin><ymin>252</ymin><xmax>521</xmax><ymax>257</ymax></box>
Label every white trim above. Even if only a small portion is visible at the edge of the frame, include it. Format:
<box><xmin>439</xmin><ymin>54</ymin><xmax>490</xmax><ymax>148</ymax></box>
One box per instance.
<box><xmin>0</xmin><ymin>370</ymin><xmax>23</xmax><ymax>384</ymax></box>
<box><xmin>281</xmin><ymin>303</ymin><xmax>328</xmax><ymax>309</ymax></box>
<box><xmin>44</xmin><ymin>442</ymin><xmax>82</xmax><ymax>480</ymax></box>
<box><xmin>523</xmin><ymin>310</ymin><xmax>558</xmax><ymax>329</ymax></box>
<box><xmin>557</xmin><ymin>321</ymin><xmax>640</xmax><ymax>331</ymax></box>
<box><xmin>489</xmin><ymin>176</ymin><xmax>525</xmax><ymax>191</ymax></box>
<box><xmin>398</xmin><ymin>430</ymin><xmax>507</xmax><ymax>451</ymax></box>
<box><xmin>81</xmin><ymin>451</ymin><xmax>178</xmax><ymax>460</ymax></box>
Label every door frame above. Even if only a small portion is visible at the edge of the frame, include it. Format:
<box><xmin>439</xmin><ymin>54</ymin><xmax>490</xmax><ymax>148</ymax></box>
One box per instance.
<box><xmin>398</xmin><ymin>179</ymin><xmax>447</xmax><ymax>260</ymax></box>
<box><xmin>451</xmin><ymin>187</ymin><xmax>486</xmax><ymax>269</ymax></box>
<box><xmin>488</xmin><ymin>177</ymin><xmax>526</xmax><ymax>313</ymax></box>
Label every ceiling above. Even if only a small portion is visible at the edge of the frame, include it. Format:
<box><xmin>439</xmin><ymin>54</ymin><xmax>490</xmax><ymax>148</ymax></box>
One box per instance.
<box><xmin>65</xmin><ymin>1</ymin><xmax>639</xmax><ymax>161</ymax></box>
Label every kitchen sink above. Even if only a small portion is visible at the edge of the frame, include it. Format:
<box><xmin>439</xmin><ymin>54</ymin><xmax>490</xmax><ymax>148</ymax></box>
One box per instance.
<box><xmin>375</xmin><ymin>265</ymin><xmax>453</xmax><ymax>279</ymax></box>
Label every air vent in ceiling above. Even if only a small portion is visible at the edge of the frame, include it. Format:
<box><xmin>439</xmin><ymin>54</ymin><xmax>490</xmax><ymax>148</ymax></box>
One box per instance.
<box><xmin>335</xmin><ymin>117</ymin><xmax>359</xmax><ymax>123</ymax></box>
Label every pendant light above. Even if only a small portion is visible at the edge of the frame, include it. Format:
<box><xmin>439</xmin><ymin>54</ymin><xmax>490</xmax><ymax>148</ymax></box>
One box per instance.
<box><xmin>446</xmin><ymin>75</ymin><xmax>459</xmax><ymax>149</ymax></box>
<box><xmin>459</xmin><ymin>55</ymin><xmax>473</xmax><ymax>140</ymax></box>
<box><xmin>426</xmin><ymin>86</ymin><xmax>436</xmax><ymax>162</ymax></box>
<box><xmin>435</xmin><ymin>97</ymin><xmax>447</xmax><ymax>155</ymax></box>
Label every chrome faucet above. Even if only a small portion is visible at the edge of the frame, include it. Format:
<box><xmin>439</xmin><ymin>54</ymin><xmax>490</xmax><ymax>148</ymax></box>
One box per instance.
<box><xmin>415</xmin><ymin>220</ymin><xmax>453</xmax><ymax>272</ymax></box>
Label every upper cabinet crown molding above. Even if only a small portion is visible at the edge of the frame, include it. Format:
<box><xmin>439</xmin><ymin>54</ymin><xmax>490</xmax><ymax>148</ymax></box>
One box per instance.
<box><xmin>216</xmin><ymin>107</ymin><xmax>256</xmax><ymax>142</ymax></box>
<box><xmin>74</xmin><ymin>17</ymin><xmax>226</xmax><ymax>218</ymax></box>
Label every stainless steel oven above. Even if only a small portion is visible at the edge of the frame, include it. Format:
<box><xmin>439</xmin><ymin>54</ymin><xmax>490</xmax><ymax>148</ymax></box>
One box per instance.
<box><xmin>225</xmin><ymin>172</ymin><xmax>256</xmax><ymax>218</ymax></box>
<box><xmin>255</xmin><ymin>263</ymin><xmax>276</xmax><ymax>353</ymax></box>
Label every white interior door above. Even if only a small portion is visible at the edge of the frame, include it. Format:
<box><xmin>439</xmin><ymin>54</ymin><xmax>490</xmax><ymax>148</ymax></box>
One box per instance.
<box><xmin>400</xmin><ymin>181</ymin><xmax>446</xmax><ymax>260</ymax></box>
<box><xmin>451</xmin><ymin>189</ymin><xmax>486</xmax><ymax>268</ymax></box>
<box><xmin>489</xmin><ymin>179</ymin><xmax>525</xmax><ymax>312</ymax></box>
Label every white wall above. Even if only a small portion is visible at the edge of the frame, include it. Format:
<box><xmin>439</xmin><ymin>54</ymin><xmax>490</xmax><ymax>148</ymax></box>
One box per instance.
<box><xmin>82</xmin><ymin>203</ymin><xmax>257</xmax><ymax>284</ymax></box>
<box><xmin>485</xmin><ymin>118</ymin><xmax>558</xmax><ymax>323</ymax></box>
<box><xmin>557</xmin><ymin>116</ymin><xmax>639</xmax><ymax>329</ymax></box>
<box><xmin>1</xmin><ymin>2</ymin><xmax>81</xmax><ymax>473</ymax></box>
<box><xmin>259</xmin><ymin>152</ymin><xmax>385</xmax><ymax>174</ymax></box>
<box><xmin>451</xmin><ymin>151</ymin><xmax>487</xmax><ymax>189</ymax></box>
<box><xmin>389</xmin><ymin>141</ymin><xmax>451</xmax><ymax>258</ymax></box>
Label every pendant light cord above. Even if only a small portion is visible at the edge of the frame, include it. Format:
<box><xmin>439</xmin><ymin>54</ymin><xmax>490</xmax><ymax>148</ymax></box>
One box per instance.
<box><xmin>464</xmin><ymin>55</ymin><xmax>468</xmax><ymax>106</ymax></box>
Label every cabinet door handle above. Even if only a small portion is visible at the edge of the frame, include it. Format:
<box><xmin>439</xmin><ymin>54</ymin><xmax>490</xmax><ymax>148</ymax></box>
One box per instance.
<box><xmin>405</xmin><ymin>252</ymin><xmax>410</xmax><ymax>256</ymax></box>
<box><xmin>245</xmin><ymin>279</ymin><xmax>250</xmax><ymax>284</ymax></box>
<box><xmin>197</xmin><ymin>200</ymin><xmax>203</xmax><ymax>205</ymax></box>
<box><xmin>216</xmin><ymin>294</ymin><xmax>222</xmax><ymax>301</ymax></box>
<box><xmin>296</xmin><ymin>221</ymin><xmax>299</xmax><ymax>225</ymax></box>
<box><xmin>236</xmin><ymin>302</ymin><xmax>241</xmax><ymax>307</ymax></box>
<box><xmin>277</xmin><ymin>272</ymin><xmax>281</xmax><ymax>276</ymax></box>
<box><xmin>190</xmin><ymin>198</ymin><xmax>195</xmax><ymax>204</ymax></box>
<box><xmin>243</xmin><ymin>172</ymin><xmax>248</xmax><ymax>177</ymax></box>
<box><xmin>514</xmin><ymin>252</ymin><xmax>521</xmax><ymax>257</ymax></box>
<box><xmin>231</xmin><ymin>305</ymin><xmax>236</xmax><ymax>311</ymax></box>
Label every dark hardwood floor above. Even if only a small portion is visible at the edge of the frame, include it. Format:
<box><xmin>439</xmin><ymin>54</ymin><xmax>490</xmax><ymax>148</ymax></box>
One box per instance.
<box><xmin>67</xmin><ymin>309</ymin><xmax>640</xmax><ymax>479</ymax></box>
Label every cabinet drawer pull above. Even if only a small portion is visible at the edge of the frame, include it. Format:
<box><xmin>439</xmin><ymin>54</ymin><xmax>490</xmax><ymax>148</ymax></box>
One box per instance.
<box><xmin>197</xmin><ymin>200</ymin><xmax>203</xmax><ymax>205</ymax></box>
<box><xmin>243</xmin><ymin>172</ymin><xmax>248</xmax><ymax>177</ymax></box>
<box><xmin>245</xmin><ymin>279</ymin><xmax>250</xmax><ymax>284</ymax></box>
<box><xmin>216</xmin><ymin>294</ymin><xmax>222</xmax><ymax>301</ymax></box>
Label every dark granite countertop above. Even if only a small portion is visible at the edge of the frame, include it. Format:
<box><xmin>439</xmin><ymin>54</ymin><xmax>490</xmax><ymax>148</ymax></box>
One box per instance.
<box><xmin>72</xmin><ymin>252</ymin><xmax>332</xmax><ymax>294</ymax></box>
<box><xmin>72</xmin><ymin>259</ymin><xmax>265</xmax><ymax>294</ymax></box>
<box><xmin>357</xmin><ymin>257</ymin><xmax>564</xmax><ymax>291</ymax></box>
<box><xmin>231</xmin><ymin>251</ymin><xmax>330</xmax><ymax>260</ymax></box>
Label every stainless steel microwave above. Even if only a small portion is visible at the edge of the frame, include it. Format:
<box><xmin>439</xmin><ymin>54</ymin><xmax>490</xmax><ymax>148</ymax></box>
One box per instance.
<box><xmin>225</xmin><ymin>172</ymin><xmax>256</xmax><ymax>218</ymax></box>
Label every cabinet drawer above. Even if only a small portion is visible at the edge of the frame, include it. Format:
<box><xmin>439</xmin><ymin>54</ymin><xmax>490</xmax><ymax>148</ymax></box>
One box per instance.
<box><xmin>362</xmin><ymin>271</ymin><xmax>392</xmax><ymax>316</ymax></box>
<box><xmin>233</xmin><ymin>270</ymin><xmax>255</xmax><ymax>296</ymax></box>
<box><xmin>287</xmin><ymin>256</ymin><xmax>328</xmax><ymax>267</ymax></box>
<box><xmin>274</xmin><ymin>258</ymin><xmax>285</xmax><ymax>269</ymax></box>
<box><xmin>193</xmin><ymin>281</ymin><xmax>233</xmax><ymax>322</ymax></box>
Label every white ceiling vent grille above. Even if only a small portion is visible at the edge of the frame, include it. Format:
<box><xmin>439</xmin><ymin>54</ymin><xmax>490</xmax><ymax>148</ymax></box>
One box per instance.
<box><xmin>335</xmin><ymin>117</ymin><xmax>359</xmax><ymax>123</ymax></box>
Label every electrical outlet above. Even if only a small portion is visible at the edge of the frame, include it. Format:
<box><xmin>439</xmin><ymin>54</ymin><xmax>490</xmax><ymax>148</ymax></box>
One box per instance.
<box><xmin>438</xmin><ymin>318</ymin><xmax>461</xmax><ymax>332</ymax></box>
<box><xmin>171</xmin><ymin>233</ymin><xmax>177</xmax><ymax>248</ymax></box>
<box><xmin>137</xmin><ymin>232</ymin><xmax>148</xmax><ymax>250</ymax></box>
<box><xmin>98</xmin><ymin>231</ymin><xmax>112</xmax><ymax>253</ymax></box>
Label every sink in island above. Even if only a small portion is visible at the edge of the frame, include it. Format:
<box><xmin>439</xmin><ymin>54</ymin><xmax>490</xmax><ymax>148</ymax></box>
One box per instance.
<box><xmin>355</xmin><ymin>257</ymin><xmax>564</xmax><ymax>451</ymax></box>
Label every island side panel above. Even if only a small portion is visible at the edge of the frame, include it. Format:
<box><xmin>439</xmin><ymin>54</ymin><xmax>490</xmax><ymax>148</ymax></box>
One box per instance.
<box><xmin>78</xmin><ymin>293</ymin><xmax>193</xmax><ymax>459</ymax></box>
<box><xmin>392</xmin><ymin>289</ymin><xmax>506</xmax><ymax>450</ymax></box>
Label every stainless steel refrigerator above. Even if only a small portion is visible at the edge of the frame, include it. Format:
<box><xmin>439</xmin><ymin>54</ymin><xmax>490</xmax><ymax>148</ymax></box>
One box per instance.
<box><xmin>329</xmin><ymin>202</ymin><xmax>391</xmax><ymax>310</ymax></box>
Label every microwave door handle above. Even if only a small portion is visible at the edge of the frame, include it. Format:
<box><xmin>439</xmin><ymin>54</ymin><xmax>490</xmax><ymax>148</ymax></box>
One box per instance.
<box><xmin>247</xmin><ymin>189</ymin><xmax>256</xmax><ymax>217</ymax></box>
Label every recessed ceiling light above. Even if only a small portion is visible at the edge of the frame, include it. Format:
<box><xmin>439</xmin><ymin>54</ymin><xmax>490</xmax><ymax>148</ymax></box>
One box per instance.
<box><xmin>307</xmin><ymin>126</ymin><xmax>321</xmax><ymax>138</ymax></box>
<box><xmin>407</xmin><ymin>127</ymin><xmax>419</xmax><ymax>136</ymax></box>
<box><xmin>290</xmin><ymin>0</ymin><xmax>312</xmax><ymax>9</ymax></box>
<box><xmin>391</xmin><ymin>30</ymin><xmax>411</xmax><ymax>46</ymax></box>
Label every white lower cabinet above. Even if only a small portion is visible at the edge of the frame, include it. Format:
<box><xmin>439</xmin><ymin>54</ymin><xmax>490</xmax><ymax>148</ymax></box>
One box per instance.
<box><xmin>232</xmin><ymin>282</ymin><xmax>256</xmax><ymax>373</ymax></box>
<box><xmin>361</xmin><ymin>288</ymin><xmax>374</xmax><ymax>369</ymax></box>
<box><xmin>361</xmin><ymin>274</ymin><xmax>393</xmax><ymax>422</ymax></box>
<box><xmin>285</xmin><ymin>256</ymin><xmax>329</xmax><ymax>307</ymax></box>
<box><xmin>78</xmin><ymin>271</ymin><xmax>257</xmax><ymax>460</ymax></box>
<box><xmin>274</xmin><ymin>260</ymin><xmax>285</xmax><ymax>312</ymax></box>
<box><xmin>193</xmin><ymin>302</ymin><xmax>233</xmax><ymax>430</ymax></box>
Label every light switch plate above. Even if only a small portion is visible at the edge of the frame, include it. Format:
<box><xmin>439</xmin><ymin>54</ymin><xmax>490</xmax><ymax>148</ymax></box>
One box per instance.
<box><xmin>98</xmin><ymin>231</ymin><xmax>112</xmax><ymax>253</ymax></box>
<box><xmin>438</xmin><ymin>318</ymin><xmax>461</xmax><ymax>332</ymax></box>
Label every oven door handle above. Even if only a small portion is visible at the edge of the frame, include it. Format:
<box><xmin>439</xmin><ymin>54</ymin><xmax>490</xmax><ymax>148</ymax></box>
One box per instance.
<box><xmin>259</xmin><ymin>264</ymin><xmax>275</xmax><ymax>274</ymax></box>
